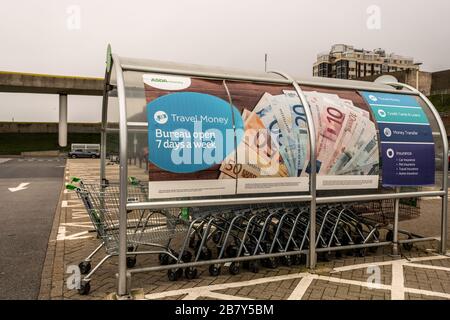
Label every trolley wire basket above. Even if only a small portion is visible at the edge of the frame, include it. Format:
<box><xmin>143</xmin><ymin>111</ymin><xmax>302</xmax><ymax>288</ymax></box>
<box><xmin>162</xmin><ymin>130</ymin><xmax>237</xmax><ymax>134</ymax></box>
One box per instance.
<box><xmin>66</xmin><ymin>177</ymin><xmax>189</xmax><ymax>295</ymax></box>
<box><xmin>66</xmin><ymin>177</ymin><xmax>421</xmax><ymax>295</ymax></box>
<box><xmin>350</xmin><ymin>198</ymin><xmax>421</xmax><ymax>225</ymax></box>
<box><xmin>76</xmin><ymin>181</ymin><xmax>187</xmax><ymax>254</ymax></box>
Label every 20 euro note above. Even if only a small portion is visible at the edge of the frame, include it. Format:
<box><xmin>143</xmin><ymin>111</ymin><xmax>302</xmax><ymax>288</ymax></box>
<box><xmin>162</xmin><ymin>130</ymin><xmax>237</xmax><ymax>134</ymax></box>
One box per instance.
<box><xmin>269</xmin><ymin>94</ymin><xmax>300</xmax><ymax>176</ymax></box>
<box><xmin>253</xmin><ymin>93</ymin><xmax>294</xmax><ymax>176</ymax></box>
<box><xmin>282</xmin><ymin>90</ymin><xmax>310</xmax><ymax>176</ymax></box>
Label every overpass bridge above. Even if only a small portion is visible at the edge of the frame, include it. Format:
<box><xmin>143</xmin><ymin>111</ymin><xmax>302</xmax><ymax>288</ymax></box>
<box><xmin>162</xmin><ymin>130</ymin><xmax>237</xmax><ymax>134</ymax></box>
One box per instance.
<box><xmin>0</xmin><ymin>71</ymin><xmax>104</xmax><ymax>147</ymax></box>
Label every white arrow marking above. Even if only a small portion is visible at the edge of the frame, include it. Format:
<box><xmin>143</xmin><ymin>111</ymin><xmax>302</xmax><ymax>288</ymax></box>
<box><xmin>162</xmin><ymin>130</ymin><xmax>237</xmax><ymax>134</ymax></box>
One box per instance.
<box><xmin>8</xmin><ymin>182</ymin><xmax>30</xmax><ymax>192</ymax></box>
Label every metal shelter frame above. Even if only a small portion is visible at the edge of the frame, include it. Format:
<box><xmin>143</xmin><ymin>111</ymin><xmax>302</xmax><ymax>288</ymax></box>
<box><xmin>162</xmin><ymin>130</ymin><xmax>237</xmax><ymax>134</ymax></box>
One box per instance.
<box><xmin>101</xmin><ymin>50</ymin><xmax>448</xmax><ymax>297</ymax></box>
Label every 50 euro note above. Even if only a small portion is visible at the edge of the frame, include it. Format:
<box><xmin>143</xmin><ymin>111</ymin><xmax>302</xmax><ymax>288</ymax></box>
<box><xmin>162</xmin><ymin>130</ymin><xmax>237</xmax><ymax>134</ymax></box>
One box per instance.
<box><xmin>219</xmin><ymin>107</ymin><xmax>289</xmax><ymax>179</ymax></box>
<box><xmin>219</xmin><ymin>141</ymin><xmax>289</xmax><ymax>179</ymax></box>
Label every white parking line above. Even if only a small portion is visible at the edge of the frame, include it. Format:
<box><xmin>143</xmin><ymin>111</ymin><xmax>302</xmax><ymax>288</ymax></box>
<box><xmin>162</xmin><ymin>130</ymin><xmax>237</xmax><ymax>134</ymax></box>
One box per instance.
<box><xmin>143</xmin><ymin>255</ymin><xmax>450</xmax><ymax>300</ymax></box>
<box><xmin>404</xmin><ymin>262</ymin><xmax>450</xmax><ymax>272</ymax></box>
<box><xmin>288</xmin><ymin>275</ymin><xmax>317</xmax><ymax>300</ymax></box>
<box><xmin>144</xmin><ymin>272</ymin><xmax>310</xmax><ymax>300</ymax></box>
<box><xmin>391</xmin><ymin>261</ymin><xmax>405</xmax><ymax>300</ymax></box>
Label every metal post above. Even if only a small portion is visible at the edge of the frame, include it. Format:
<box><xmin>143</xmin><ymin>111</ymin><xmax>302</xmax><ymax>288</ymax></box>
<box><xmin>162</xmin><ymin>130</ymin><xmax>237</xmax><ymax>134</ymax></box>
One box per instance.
<box><xmin>387</xmin><ymin>82</ymin><xmax>448</xmax><ymax>255</ymax></box>
<box><xmin>100</xmin><ymin>72</ymin><xmax>109</xmax><ymax>184</ymax></box>
<box><xmin>58</xmin><ymin>94</ymin><xmax>68</xmax><ymax>147</ymax></box>
<box><xmin>267</xmin><ymin>70</ymin><xmax>317</xmax><ymax>268</ymax></box>
<box><xmin>133</xmin><ymin>133</ymin><xmax>137</xmax><ymax>166</ymax></box>
<box><xmin>112</xmin><ymin>54</ymin><xmax>130</xmax><ymax>297</ymax></box>
<box><xmin>392</xmin><ymin>187</ymin><xmax>400</xmax><ymax>256</ymax></box>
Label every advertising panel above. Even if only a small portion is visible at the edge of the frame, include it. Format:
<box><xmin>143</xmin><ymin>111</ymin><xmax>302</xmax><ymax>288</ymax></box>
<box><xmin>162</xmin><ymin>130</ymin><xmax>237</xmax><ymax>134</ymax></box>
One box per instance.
<box><xmin>299</xmin><ymin>88</ymin><xmax>380</xmax><ymax>190</ymax></box>
<box><xmin>361</xmin><ymin>91</ymin><xmax>435</xmax><ymax>186</ymax></box>
<box><xmin>221</xmin><ymin>81</ymin><xmax>310</xmax><ymax>194</ymax></box>
<box><xmin>144</xmin><ymin>74</ymin><xmax>240</xmax><ymax>199</ymax></box>
<box><xmin>144</xmin><ymin>74</ymin><xmax>382</xmax><ymax>199</ymax></box>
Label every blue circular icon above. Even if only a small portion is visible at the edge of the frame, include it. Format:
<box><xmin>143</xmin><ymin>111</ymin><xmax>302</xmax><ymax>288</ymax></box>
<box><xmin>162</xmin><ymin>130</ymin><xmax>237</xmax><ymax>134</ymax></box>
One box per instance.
<box><xmin>147</xmin><ymin>92</ymin><xmax>244</xmax><ymax>173</ymax></box>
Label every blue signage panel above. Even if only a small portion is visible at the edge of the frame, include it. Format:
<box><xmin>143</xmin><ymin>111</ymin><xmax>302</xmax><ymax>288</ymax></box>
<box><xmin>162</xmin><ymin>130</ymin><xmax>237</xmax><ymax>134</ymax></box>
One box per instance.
<box><xmin>361</xmin><ymin>91</ymin><xmax>435</xmax><ymax>187</ymax></box>
<box><xmin>360</xmin><ymin>91</ymin><xmax>421</xmax><ymax>108</ymax></box>
<box><xmin>370</xmin><ymin>105</ymin><xmax>429</xmax><ymax>124</ymax></box>
<box><xmin>381</xmin><ymin>143</ymin><xmax>435</xmax><ymax>186</ymax></box>
<box><xmin>377</xmin><ymin>123</ymin><xmax>433</xmax><ymax>143</ymax></box>
<box><xmin>147</xmin><ymin>92</ymin><xmax>244</xmax><ymax>173</ymax></box>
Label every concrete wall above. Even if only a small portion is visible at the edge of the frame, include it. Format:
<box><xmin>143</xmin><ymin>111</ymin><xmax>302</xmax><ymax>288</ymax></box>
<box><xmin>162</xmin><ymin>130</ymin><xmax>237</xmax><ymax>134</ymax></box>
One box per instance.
<box><xmin>357</xmin><ymin>70</ymin><xmax>432</xmax><ymax>96</ymax></box>
<box><xmin>0</xmin><ymin>122</ymin><xmax>101</xmax><ymax>133</ymax></box>
<box><xmin>432</xmin><ymin>70</ymin><xmax>450</xmax><ymax>95</ymax></box>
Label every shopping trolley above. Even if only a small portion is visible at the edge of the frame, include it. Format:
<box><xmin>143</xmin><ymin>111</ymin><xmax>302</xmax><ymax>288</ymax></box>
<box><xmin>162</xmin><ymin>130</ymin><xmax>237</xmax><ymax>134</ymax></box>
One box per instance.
<box><xmin>66</xmin><ymin>175</ymin><xmax>390</xmax><ymax>293</ymax></box>
<box><xmin>163</xmin><ymin>202</ymin><xmax>383</xmax><ymax>280</ymax></box>
<box><xmin>65</xmin><ymin>177</ymin><xmax>189</xmax><ymax>295</ymax></box>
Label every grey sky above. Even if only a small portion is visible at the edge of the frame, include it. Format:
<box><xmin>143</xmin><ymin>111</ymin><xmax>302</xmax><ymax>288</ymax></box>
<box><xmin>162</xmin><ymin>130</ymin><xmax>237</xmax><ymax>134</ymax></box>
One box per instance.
<box><xmin>1</xmin><ymin>0</ymin><xmax>449</xmax><ymax>122</ymax></box>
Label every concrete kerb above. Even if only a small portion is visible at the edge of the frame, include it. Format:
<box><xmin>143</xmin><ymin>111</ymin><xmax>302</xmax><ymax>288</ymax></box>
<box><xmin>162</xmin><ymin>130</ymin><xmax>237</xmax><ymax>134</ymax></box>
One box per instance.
<box><xmin>38</xmin><ymin>164</ymin><xmax>67</xmax><ymax>300</ymax></box>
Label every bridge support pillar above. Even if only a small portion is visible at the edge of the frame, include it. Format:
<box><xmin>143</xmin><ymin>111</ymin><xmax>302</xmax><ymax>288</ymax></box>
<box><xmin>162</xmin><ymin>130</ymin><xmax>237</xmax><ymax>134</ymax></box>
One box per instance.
<box><xmin>59</xmin><ymin>94</ymin><xmax>68</xmax><ymax>147</ymax></box>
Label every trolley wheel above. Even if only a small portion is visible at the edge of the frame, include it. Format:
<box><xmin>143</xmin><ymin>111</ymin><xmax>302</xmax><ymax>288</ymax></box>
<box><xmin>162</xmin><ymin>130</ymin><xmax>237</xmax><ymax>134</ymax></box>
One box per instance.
<box><xmin>198</xmin><ymin>247</ymin><xmax>212</xmax><ymax>261</ymax></box>
<box><xmin>182</xmin><ymin>250</ymin><xmax>193</xmax><ymax>263</ymax></box>
<box><xmin>248</xmin><ymin>261</ymin><xmax>260</xmax><ymax>273</ymax></box>
<box><xmin>167</xmin><ymin>268</ymin><xmax>183</xmax><ymax>281</ymax></box>
<box><xmin>402</xmin><ymin>242</ymin><xmax>413</xmax><ymax>251</ymax></box>
<box><xmin>386</xmin><ymin>230</ymin><xmax>394</xmax><ymax>242</ymax></box>
<box><xmin>229</xmin><ymin>262</ymin><xmax>240</xmax><ymax>275</ymax></box>
<box><xmin>281</xmin><ymin>256</ymin><xmax>292</xmax><ymax>267</ymax></box>
<box><xmin>369</xmin><ymin>246</ymin><xmax>379</xmax><ymax>253</ymax></box>
<box><xmin>126</xmin><ymin>257</ymin><xmax>137</xmax><ymax>268</ymax></box>
<box><xmin>266</xmin><ymin>257</ymin><xmax>279</xmax><ymax>269</ymax></box>
<box><xmin>159</xmin><ymin>250</ymin><xmax>177</xmax><ymax>265</ymax></box>
<box><xmin>209</xmin><ymin>265</ymin><xmax>221</xmax><ymax>276</ymax></box>
<box><xmin>261</xmin><ymin>258</ymin><xmax>269</xmax><ymax>268</ymax></box>
<box><xmin>225</xmin><ymin>245</ymin><xmax>238</xmax><ymax>258</ymax></box>
<box><xmin>319</xmin><ymin>252</ymin><xmax>331</xmax><ymax>262</ymax></box>
<box><xmin>354</xmin><ymin>247</ymin><xmax>367</xmax><ymax>257</ymax></box>
<box><xmin>78</xmin><ymin>281</ymin><xmax>91</xmax><ymax>295</ymax></box>
<box><xmin>185</xmin><ymin>267</ymin><xmax>198</xmax><ymax>280</ymax></box>
<box><xmin>159</xmin><ymin>253</ymin><xmax>170</xmax><ymax>265</ymax></box>
<box><xmin>78</xmin><ymin>261</ymin><xmax>91</xmax><ymax>275</ymax></box>
<box><xmin>402</xmin><ymin>237</ymin><xmax>414</xmax><ymax>251</ymax></box>
<box><xmin>293</xmin><ymin>254</ymin><xmax>304</xmax><ymax>265</ymax></box>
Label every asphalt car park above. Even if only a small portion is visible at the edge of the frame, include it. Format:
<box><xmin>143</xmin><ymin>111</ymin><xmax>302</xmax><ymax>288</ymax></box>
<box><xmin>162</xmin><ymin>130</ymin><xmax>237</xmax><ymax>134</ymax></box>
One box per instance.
<box><xmin>0</xmin><ymin>157</ymin><xmax>65</xmax><ymax>299</ymax></box>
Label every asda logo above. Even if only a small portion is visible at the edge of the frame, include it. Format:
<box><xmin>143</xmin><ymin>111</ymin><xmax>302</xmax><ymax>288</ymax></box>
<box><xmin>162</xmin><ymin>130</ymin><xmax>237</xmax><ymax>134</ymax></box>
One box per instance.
<box><xmin>143</xmin><ymin>73</ymin><xmax>191</xmax><ymax>91</ymax></box>
<box><xmin>151</xmin><ymin>78</ymin><xmax>169</xmax><ymax>82</ymax></box>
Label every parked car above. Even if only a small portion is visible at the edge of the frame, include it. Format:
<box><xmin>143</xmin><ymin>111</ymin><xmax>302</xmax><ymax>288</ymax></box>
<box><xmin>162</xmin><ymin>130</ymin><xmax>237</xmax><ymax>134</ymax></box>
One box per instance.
<box><xmin>69</xmin><ymin>149</ymin><xmax>100</xmax><ymax>159</ymax></box>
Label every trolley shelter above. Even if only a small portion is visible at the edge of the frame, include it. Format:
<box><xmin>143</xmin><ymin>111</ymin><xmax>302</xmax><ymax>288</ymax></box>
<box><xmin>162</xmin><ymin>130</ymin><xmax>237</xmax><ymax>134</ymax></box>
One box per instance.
<box><xmin>72</xmin><ymin>46</ymin><xmax>448</xmax><ymax>297</ymax></box>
